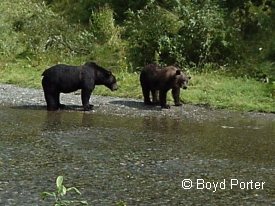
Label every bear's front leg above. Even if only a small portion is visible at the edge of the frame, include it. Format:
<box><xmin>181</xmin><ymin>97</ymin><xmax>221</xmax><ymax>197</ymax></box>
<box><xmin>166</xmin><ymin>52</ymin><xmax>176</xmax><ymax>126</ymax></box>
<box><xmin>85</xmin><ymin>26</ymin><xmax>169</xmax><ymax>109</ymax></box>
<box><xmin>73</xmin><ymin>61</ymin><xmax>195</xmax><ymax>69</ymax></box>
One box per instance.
<box><xmin>81</xmin><ymin>89</ymin><xmax>93</xmax><ymax>111</ymax></box>
<box><xmin>59</xmin><ymin>104</ymin><xmax>66</xmax><ymax>109</ymax></box>
<box><xmin>172</xmin><ymin>88</ymin><xmax>182</xmax><ymax>106</ymax></box>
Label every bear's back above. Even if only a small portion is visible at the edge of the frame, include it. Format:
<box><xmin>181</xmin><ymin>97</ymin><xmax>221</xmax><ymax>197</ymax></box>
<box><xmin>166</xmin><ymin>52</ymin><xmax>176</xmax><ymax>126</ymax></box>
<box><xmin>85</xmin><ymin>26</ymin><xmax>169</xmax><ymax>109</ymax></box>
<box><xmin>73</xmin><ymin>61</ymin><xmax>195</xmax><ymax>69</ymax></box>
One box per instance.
<box><xmin>42</xmin><ymin>64</ymin><xmax>79</xmax><ymax>77</ymax></box>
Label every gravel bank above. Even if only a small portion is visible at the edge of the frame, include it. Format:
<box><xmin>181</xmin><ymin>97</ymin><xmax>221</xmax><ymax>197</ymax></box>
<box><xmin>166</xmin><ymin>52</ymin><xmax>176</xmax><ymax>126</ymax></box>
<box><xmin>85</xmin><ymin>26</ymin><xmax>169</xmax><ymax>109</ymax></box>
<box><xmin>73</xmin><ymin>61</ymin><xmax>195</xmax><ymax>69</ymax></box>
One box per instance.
<box><xmin>1</xmin><ymin>83</ymin><xmax>275</xmax><ymax>121</ymax></box>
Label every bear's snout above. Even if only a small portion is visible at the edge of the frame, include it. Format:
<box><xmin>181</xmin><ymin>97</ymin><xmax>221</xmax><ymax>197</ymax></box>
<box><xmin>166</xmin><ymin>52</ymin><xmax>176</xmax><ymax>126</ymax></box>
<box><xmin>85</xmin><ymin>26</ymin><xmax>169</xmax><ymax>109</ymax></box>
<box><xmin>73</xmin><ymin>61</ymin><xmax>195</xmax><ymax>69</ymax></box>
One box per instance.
<box><xmin>111</xmin><ymin>83</ymin><xmax>118</xmax><ymax>91</ymax></box>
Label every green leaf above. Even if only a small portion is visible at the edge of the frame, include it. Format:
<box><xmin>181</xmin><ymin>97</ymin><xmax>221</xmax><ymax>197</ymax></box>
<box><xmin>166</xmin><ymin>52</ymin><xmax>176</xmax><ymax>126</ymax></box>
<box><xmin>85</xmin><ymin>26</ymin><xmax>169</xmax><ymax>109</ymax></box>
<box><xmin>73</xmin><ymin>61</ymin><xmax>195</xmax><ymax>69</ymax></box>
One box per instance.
<box><xmin>116</xmin><ymin>201</ymin><xmax>126</xmax><ymax>206</ymax></box>
<box><xmin>57</xmin><ymin>200</ymin><xmax>71</xmax><ymax>205</ymax></box>
<box><xmin>67</xmin><ymin>187</ymin><xmax>81</xmax><ymax>195</ymax></box>
<box><xmin>79</xmin><ymin>200</ymin><xmax>88</xmax><ymax>205</ymax></box>
<box><xmin>41</xmin><ymin>191</ymin><xmax>56</xmax><ymax>200</ymax></box>
<box><xmin>58</xmin><ymin>185</ymin><xmax>67</xmax><ymax>196</ymax></box>
<box><xmin>56</xmin><ymin>176</ymin><xmax>64</xmax><ymax>187</ymax></box>
<box><xmin>70</xmin><ymin>200</ymin><xmax>88</xmax><ymax>205</ymax></box>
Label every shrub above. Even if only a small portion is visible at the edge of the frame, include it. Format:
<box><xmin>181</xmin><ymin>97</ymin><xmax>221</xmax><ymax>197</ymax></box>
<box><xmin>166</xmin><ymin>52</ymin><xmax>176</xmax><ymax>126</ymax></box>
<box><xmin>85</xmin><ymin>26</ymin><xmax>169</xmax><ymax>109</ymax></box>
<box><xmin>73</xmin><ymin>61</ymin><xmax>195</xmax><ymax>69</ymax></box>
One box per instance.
<box><xmin>124</xmin><ymin>3</ymin><xmax>189</xmax><ymax>70</ymax></box>
<box><xmin>124</xmin><ymin>1</ymin><xmax>234</xmax><ymax>71</ymax></box>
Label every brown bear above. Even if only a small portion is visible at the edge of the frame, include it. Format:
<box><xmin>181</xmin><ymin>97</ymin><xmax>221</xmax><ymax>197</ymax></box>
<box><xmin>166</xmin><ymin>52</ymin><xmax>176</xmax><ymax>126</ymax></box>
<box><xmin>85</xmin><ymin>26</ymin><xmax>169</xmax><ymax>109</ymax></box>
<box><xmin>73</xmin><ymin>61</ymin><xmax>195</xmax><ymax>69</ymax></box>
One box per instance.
<box><xmin>42</xmin><ymin>61</ymin><xmax>118</xmax><ymax>111</ymax></box>
<box><xmin>140</xmin><ymin>63</ymin><xmax>191</xmax><ymax>109</ymax></box>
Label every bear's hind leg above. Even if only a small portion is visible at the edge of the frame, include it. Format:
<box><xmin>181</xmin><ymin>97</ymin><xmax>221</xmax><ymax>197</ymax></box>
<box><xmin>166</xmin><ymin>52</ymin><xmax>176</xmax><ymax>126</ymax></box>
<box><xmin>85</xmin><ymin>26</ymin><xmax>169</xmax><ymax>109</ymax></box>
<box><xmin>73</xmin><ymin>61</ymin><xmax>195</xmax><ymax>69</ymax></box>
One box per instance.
<box><xmin>159</xmin><ymin>90</ymin><xmax>170</xmax><ymax>109</ymax></box>
<box><xmin>45</xmin><ymin>93</ymin><xmax>59</xmax><ymax>111</ymax></box>
<box><xmin>141</xmin><ymin>86</ymin><xmax>153</xmax><ymax>105</ymax></box>
<box><xmin>54</xmin><ymin>91</ymin><xmax>65</xmax><ymax>109</ymax></box>
<box><xmin>151</xmin><ymin>90</ymin><xmax>159</xmax><ymax>105</ymax></box>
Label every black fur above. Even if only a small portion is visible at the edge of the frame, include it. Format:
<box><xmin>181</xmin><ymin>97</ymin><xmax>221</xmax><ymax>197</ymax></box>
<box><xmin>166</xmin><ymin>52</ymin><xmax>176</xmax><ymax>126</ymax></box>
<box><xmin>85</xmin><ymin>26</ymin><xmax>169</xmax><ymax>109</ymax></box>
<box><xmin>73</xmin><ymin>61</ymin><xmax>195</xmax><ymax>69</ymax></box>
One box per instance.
<box><xmin>42</xmin><ymin>62</ymin><xmax>118</xmax><ymax>111</ymax></box>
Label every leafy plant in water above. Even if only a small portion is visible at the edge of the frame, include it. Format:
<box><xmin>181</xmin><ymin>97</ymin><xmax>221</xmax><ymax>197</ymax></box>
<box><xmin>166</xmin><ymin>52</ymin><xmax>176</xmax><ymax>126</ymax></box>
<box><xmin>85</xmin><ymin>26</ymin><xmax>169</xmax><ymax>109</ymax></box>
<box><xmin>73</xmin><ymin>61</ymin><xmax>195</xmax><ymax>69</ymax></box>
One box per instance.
<box><xmin>41</xmin><ymin>176</ymin><xmax>88</xmax><ymax>206</ymax></box>
<box><xmin>116</xmin><ymin>201</ymin><xmax>127</xmax><ymax>206</ymax></box>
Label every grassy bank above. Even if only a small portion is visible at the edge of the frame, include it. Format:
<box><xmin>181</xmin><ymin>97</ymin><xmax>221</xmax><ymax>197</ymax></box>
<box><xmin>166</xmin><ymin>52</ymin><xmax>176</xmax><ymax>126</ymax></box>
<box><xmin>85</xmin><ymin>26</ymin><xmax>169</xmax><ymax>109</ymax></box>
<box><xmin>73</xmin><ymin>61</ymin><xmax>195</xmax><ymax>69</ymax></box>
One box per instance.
<box><xmin>0</xmin><ymin>0</ymin><xmax>274</xmax><ymax>113</ymax></box>
<box><xmin>0</xmin><ymin>57</ymin><xmax>274</xmax><ymax>113</ymax></box>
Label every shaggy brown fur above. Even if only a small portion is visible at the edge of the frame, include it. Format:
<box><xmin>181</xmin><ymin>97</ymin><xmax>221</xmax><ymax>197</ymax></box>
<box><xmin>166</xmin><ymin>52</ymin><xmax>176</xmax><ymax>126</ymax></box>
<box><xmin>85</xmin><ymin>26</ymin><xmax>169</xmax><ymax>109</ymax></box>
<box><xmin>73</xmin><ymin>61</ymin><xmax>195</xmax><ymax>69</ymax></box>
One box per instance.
<box><xmin>140</xmin><ymin>64</ymin><xmax>191</xmax><ymax>109</ymax></box>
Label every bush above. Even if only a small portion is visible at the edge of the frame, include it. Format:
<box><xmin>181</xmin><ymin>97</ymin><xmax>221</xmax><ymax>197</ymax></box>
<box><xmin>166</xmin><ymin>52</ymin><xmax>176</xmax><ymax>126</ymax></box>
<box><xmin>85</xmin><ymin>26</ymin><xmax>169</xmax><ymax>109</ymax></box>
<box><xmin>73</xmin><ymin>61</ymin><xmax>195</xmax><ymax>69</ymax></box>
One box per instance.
<box><xmin>2</xmin><ymin>0</ymin><xmax>275</xmax><ymax>81</ymax></box>
<box><xmin>226</xmin><ymin>1</ymin><xmax>275</xmax><ymax>80</ymax></box>
<box><xmin>171</xmin><ymin>1</ymin><xmax>232</xmax><ymax>69</ymax></box>
<box><xmin>0</xmin><ymin>1</ymin><xmax>83</xmax><ymax>58</ymax></box>
<box><xmin>124</xmin><ymin>5</ymin><xmax>182</xmax><ymax>70</ymax></box>
<box><xmin>88</xmin><ymin>4</ymin><xmax>127</xmax><ymax>70</ymax></box>
<box><xmin>124</xmin><ymin>1</ymin><xmax>235</xmax><ymax>71</ymax></box>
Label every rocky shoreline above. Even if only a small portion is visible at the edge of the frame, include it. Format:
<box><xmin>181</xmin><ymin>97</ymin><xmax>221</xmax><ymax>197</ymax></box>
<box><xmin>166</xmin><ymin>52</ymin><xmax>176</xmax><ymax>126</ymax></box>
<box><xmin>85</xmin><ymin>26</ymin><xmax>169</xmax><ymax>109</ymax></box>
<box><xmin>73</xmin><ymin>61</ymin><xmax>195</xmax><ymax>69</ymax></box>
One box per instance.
<box><xmin>1</xmin><ymin>83</ymin><xmax>275</xmax><ymax>122</ymax></box>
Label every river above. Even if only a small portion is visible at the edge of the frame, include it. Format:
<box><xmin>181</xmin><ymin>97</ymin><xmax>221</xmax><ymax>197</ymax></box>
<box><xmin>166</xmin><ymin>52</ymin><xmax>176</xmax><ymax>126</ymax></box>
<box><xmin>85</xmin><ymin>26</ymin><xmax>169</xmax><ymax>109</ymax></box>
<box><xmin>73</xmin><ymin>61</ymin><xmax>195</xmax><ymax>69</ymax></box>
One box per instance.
<box><xmin>1</xmin><ymin>103</ymin><xmax>275</xmax><ymax>205</ymax></box>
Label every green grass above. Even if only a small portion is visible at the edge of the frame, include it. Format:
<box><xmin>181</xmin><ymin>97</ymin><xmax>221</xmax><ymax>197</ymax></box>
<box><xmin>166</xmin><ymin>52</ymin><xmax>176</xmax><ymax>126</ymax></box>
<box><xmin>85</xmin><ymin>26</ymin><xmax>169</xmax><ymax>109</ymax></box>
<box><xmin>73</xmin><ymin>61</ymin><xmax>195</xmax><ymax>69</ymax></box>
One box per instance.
<box><xmin>0</xmin><ymin>0</ymin><xmax>274</xmax><ymax>113</ymax></box>
<box><xmin>185</xmin><ymin>73</ymin><xmax>275</xmax><ymax>112</ymax></box>
<box><xmin>1</xmin><ymin>57</ymin><xmax>274</xmax><ymax>113</ymax></box>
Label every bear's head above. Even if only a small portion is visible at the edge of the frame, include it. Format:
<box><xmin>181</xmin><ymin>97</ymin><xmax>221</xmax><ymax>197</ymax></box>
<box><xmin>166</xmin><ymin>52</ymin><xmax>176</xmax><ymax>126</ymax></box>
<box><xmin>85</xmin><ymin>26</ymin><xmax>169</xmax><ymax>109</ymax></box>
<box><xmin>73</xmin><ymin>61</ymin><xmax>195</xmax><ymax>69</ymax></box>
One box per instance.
<box><xmin>85</xmin><ymin>62</ymin><xmax>118</xmax><ymax>91</ymax></box>
<box><xmin>174</xmin><ymin>70</ymin><xmax>191</xmax><ymax>90</ymax></box>
<box><xmin>103</xmin><ymin>71</ymin><xmax>118</xmax><ymax>91</ymax></box>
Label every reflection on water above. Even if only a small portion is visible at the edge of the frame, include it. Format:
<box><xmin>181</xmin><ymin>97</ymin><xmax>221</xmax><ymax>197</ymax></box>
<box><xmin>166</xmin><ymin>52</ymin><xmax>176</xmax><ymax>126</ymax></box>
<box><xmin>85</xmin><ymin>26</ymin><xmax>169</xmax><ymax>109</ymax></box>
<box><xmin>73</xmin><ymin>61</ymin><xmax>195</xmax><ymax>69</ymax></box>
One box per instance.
<box><xmin>1</xmin><ymin>106</ymin><xmax>275</xmax><ymax>205</ymax></box>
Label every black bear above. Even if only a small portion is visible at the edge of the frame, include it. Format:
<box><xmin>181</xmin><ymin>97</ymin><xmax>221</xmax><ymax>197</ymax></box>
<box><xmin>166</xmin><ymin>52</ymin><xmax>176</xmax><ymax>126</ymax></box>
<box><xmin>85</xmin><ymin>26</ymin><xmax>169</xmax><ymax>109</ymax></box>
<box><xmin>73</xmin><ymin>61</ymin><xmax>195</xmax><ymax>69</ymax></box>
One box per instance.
<box><xmin>140</xmin><ymin>63</ymin><xmax>191</xmax><ymax>109</ymax></box>
<box><xmin>42</xmin><ymin>61</ymin><xmax>118</xmax><ymax>111</ymax></box>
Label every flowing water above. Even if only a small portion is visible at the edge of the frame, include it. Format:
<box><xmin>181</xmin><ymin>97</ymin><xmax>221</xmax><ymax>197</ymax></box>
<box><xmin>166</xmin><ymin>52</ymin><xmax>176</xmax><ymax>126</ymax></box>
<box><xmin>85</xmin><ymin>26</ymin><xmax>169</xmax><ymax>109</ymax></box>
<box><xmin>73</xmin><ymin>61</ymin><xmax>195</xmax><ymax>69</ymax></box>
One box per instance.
<box><xmin>0</xmin><ymin>106</ymin><xmax>275</xmax><ymax>205</ymax></box>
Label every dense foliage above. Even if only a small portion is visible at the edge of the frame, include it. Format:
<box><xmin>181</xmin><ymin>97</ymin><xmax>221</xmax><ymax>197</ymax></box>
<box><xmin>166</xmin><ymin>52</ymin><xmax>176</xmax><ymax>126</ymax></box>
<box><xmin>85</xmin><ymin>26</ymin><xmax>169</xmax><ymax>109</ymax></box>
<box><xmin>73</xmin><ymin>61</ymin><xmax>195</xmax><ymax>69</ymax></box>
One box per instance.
<box><xmin>1</xmin><ymin>0</ymin><xmax>275</xmax><ymax>80</ymax></box>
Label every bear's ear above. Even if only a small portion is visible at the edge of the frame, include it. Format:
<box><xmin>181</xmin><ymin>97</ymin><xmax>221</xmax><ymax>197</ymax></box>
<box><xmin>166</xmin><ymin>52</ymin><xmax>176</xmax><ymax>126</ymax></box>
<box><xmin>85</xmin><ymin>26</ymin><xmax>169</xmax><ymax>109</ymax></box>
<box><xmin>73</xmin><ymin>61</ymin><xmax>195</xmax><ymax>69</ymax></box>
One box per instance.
<box><xmin>176</xmin><ymin>70</ymin><xmax>181</xmax><ymax>75</ymax></box>
<box><xmin>85</xmin><ymin>62</ymin><xmax>96</xmax><ymax>67</ymax></box>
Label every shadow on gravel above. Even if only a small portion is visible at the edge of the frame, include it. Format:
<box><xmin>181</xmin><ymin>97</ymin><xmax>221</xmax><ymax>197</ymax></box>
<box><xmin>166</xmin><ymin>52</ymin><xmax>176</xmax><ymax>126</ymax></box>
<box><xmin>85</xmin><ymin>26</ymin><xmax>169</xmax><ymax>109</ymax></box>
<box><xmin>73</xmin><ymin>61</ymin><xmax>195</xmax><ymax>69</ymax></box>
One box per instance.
<box><xmin>10</xmin><ymin>105</ymin><xmax>83</xmax><ymax>111</ymax></box>
<box><xmin>110</xmin><ymin>100</ymin><xmax>162</xmax><ymax>111</ymax></box>
<box><xmin>10</xmin><ymin>105</ymin><xmax>46</xmax><ymax>110</ymax></box>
